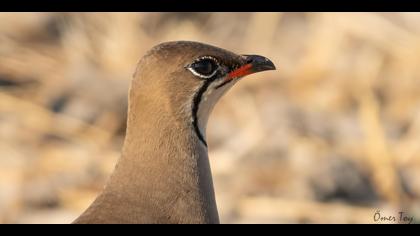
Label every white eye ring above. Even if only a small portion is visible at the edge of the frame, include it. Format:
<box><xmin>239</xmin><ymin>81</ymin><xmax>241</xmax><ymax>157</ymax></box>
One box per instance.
<box><xmin>186</xmin><ymin>56</ymin><xmax>220</xmax><ymax>79</ymax></box>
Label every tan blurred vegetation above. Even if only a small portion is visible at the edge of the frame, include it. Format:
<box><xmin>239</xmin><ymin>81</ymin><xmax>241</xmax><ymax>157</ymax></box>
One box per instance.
<box><xmin>0</xmin><ymin>12</ymin><xmax>420</xmax><ymax>224</ymax></box>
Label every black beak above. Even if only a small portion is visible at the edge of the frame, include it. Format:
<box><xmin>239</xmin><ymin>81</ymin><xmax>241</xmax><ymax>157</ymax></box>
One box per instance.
<box><xmin>243</xmin><ymin>54</ymin><xmax>276</xmax><ymax>72</ymax></box>
<box><xmin>224</xmin><ymin>54</ymin><xmax>276</xmax><ymax>84</ymax></box>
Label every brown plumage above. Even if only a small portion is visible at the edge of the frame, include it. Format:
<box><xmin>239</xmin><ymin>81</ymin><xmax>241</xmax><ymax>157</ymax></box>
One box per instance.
<box><xmin>73</xmin><ymin>41</ymin><xmax>275</xmax><ymax>224</ymax></box>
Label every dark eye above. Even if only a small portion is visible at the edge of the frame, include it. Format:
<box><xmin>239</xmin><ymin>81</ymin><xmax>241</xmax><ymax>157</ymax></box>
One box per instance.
<box><xmin>189</xmin><ymin>58</ymin><xmax>218</xmax><ymax>78</ymax></box>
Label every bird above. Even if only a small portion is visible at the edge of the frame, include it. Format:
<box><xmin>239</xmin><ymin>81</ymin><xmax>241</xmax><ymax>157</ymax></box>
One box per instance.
<box><xmin>72</xmin><ymin>41</ymin><xmax>275</xmax><ymax>224</ymax></box>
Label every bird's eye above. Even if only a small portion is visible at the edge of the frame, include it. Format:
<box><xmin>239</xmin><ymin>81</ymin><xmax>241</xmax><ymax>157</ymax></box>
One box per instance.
<box><xmin>188</xmin><ymin>57</ymin><xmax>219</xmax><ymax>78</ymax></box>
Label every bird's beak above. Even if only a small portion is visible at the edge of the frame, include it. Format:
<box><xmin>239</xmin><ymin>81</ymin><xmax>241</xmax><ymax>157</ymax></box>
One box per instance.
<box><xmin>227</xmin><ymin>55</ymin><xmax>276</xmax><ymax>80</ymax></box>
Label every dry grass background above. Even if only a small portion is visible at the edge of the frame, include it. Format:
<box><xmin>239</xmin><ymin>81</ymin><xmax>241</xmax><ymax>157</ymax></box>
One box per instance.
<box><xmin>0</xmin><ymin>12</ymin><xmax>420</xmax><ymax>224</ymax></box>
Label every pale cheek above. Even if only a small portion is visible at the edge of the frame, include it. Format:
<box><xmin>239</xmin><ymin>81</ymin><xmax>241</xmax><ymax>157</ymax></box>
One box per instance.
<box><xmin>197</xmin><ymin>81</ymin><xmax>236</xmax><ymax>134</ymax></box>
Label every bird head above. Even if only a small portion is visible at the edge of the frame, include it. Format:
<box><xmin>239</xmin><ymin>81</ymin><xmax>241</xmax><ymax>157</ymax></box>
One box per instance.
<box><xmin>131</xmin><ymin>41</ymin><xmax>275</xmax><ymax>147</ymax></box>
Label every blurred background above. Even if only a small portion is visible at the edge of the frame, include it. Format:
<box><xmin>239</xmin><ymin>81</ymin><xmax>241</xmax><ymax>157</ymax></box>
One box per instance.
<box><xmin>0</xmin><ymin>12</ymin><xmax>420</xmax><ymax>224</ymax></box>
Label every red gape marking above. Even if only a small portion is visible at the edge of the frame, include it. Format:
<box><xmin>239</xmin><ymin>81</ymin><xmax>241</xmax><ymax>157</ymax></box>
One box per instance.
<box><xmin>227</xmin><ymin>64</ymin><xmax>253</xmax><ymax>79</ymax></box>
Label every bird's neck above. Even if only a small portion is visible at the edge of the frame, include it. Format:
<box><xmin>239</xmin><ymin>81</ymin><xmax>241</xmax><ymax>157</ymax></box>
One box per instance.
<box><xmin>76</xmin><ymin>89</ymin><xmax>219</xmax><ymax>224</ymax></box>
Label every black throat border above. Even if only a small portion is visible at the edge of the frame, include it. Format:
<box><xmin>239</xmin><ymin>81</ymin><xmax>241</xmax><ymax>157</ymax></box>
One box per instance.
<box><xmin>192</xmin><ymin>80</ymin><xmax>211</xmax><ymax>147</ymax></box>
<box><xmin>191</xmin><ymin>66</ymin><xmax>238</xmax><ymax>148</ymax></box>
<box><xmin>191</xmin><ymin>75</ymin><xmax>221</xmax><ymax>147</ymax></box>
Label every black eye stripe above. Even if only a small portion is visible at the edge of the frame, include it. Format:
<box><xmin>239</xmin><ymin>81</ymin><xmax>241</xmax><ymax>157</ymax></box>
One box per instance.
<box><xmin>215</xmin><ymin>79</ymin><xmax>232</xmax><ymax>90</ymax></box>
